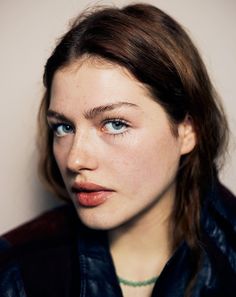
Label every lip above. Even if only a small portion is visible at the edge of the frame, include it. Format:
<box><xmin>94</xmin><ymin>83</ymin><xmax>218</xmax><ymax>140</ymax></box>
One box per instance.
<box><xmin>71</xmin><ymin>182</ymin><xmax>114</xmax><ymax>207</ymax></box>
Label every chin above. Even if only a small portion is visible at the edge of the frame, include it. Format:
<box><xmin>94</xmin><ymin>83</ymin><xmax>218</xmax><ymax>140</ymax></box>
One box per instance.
<box><xmin>75</xmin><ymin>207</ymin><xmax>124</xmax><ymax>231</ymax></box>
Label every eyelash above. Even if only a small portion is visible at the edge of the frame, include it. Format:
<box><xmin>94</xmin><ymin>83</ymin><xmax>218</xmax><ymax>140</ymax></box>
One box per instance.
<box><xmin>50</xmin><ymin>123</ymin><xmax>74</xmax><ymax>137</ymax></box>
<box><xmin>49</xmin><ymin>117</ymin><xmax>130</xmax><ymax>138</ymax></box>
<box><xmin>101</xmin><ymin>117</ymin><xmax>130</xmax><ymax>136</ymax></box>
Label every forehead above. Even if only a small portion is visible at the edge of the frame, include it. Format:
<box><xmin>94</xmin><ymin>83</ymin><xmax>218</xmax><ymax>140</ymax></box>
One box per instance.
<box><xmin>50</xmin><ymin>58</ymin><xmax>152</xmax><ymax>108</ymax></box>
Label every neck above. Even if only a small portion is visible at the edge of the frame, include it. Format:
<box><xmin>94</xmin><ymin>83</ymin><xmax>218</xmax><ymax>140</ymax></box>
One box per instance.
<box><xmin>108</xmin><ymin>191</ymin><xmax>174</xmax><ymax>280</ymax></box>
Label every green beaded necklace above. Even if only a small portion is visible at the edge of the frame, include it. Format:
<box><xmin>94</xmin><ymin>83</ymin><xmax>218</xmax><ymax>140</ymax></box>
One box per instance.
<box><xmin>118</xmin><ymin>275</ymin><xmax>158</xmax><ymax>287</ymax></box>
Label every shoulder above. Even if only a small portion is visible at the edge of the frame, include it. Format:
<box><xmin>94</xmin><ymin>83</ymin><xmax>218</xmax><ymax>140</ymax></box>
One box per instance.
<box><xmin>0</xmin><ymin>204</ymin><xmax>81</xmax><ymax>297</ymax></box>
<box><xmin>200</xmin><ymin>181</ymin><xmax>236</xmax><ymax>291</ymax></box>
<box><xmin>0</xmin><ymin>204</ymin><xmax>79</xmax><ymax>270</ymax></box>
<box><xmin>203</xmin><ymin>180</ymin><xmax>236</xmax><ymax>242</ymax></box>
<box><xmin>210</xmin><ymin>181</ymin><xmax>236</xmax><ymax>227</ymax></box>
<box><xmin>2</xmin><ymin>203</ymin><xmax>79</xmax><ymax>246</ymax></box>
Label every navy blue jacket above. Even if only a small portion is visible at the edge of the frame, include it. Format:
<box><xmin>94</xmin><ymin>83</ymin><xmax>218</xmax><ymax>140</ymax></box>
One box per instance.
<box><xmin>0</xmin><ymin>181</ymin><xmax>236</xmax><ymax>297</ymax></box>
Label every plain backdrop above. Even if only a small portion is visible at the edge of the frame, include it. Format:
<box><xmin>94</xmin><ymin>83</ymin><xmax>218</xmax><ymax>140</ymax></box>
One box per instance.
<box><xmin>0</xmin><ymin>0</ymin><xmax>235</xmax><ymax>234</ymax></box>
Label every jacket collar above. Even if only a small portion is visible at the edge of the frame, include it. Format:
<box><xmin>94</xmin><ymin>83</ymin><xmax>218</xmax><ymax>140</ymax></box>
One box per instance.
<box><xmin>77</xmin><ymin>224</ymin><xmax>123</xmax><ymax>297</ymax></box>
<box><xmin>76</xmin><ymin>222</ymin><xmax>193</xmax><ymax>297</ymax></box>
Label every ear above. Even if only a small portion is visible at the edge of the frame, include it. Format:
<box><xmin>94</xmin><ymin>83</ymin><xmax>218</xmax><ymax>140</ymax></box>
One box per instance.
<box><xmin>178</xmin><ymin>116</ymin><xmax>196</xmax><ymax>155</ymax></box>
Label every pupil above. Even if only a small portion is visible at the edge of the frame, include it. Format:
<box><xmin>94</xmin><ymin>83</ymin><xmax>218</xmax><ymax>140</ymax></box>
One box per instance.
<box><xmin>64</xmin><ymin>125</ymin><xmax>71</xmax><ymax>131</ymax></box>
<box><xmin>112</xmin><ymin>121</ymin><xmax>122</xmax><ymax>129</ymax></box>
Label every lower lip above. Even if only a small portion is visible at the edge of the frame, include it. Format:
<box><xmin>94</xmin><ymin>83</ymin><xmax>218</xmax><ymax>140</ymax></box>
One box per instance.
<box><xmin>75</xmin><ymin>191</ymin><xmax>113</xmax><ymax>207</ymax></box>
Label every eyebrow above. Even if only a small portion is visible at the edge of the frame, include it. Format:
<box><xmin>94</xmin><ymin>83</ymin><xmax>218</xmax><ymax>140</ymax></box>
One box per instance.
<box><xmin>47</xmin><ymin>102</ymin><xmax>139</xmax><ymax>121</ymax></box>
<box><xmin>47</xmin><ymin>110</ymin><xmax>71</xmax><ymax>122</ymax></box>
<box><xmin>83</xmin><ymin>102</ymin><xmax>139</xmax><ymax>119</ymax></box>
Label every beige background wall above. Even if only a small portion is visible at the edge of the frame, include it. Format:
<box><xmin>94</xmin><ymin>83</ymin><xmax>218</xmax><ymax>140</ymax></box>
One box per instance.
<box><xmin>0</xmin><ymin>0</ymin><xmax>235</xmax><ymax>234</ymax></box>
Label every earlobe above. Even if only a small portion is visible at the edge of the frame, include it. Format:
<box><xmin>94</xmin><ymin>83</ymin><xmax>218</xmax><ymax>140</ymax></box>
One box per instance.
<box><xmin>178</xmin><ymin>116</ymin><xmax>197</xmax><ymax>155</ymax></box>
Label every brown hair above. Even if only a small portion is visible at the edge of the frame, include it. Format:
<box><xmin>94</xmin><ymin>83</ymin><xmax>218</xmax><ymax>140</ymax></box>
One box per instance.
<box><xmin>38</xmin><ymin>3</ymin><xmax>228</xmax><ymax>294</ymax></box>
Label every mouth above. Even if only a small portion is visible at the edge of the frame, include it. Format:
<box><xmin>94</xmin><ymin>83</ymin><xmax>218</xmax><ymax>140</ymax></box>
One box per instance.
<box><xmin>71</xmin><ymin>182</ymin><xmax>114</xmax><ymax>207</ymax></box>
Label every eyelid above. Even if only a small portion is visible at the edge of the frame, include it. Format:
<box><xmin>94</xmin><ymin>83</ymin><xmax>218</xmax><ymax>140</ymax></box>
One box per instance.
<box><xmin>47</xmin><ymin>119</ymin><xmax>74</xmax><ymax>129</ymax></box>
<box><xmin>101</xmin><ymin>117</ymin><xmax>131</xmax><ymax>135</ymax></box>
<box><xmin>48</xmin><ymin>121</ymin><xmax>75</xmax><ymax>136</ymax></box>
<box><xmin>101</xmin><ymin>117</ymin><xmax>130</xmax><ymax>128</ymax></box>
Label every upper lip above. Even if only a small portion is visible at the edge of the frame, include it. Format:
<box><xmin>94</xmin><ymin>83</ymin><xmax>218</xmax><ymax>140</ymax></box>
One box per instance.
<box><xmin>71</xmin><ymin>182</ymin><xmax>113</xmax><ymax>193</ymax></box>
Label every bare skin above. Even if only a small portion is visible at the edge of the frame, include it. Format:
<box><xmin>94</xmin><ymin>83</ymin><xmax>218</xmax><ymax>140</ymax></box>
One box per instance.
<box><xmin>48</xmin><ymin>57</ymin><xmax>196</xmax><ymax>297</ymax></box>
<box><xmin>109</xmin><ymin>180</ymin><xmax>174</xmax><ymax>297</ymax></box>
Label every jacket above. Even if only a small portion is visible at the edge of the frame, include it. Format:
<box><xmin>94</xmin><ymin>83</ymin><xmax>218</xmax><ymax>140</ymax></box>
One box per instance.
<box><xmin>0</xmin><ymin>181</ymin><xmax>236</xmax><ymax>297</ymax></box>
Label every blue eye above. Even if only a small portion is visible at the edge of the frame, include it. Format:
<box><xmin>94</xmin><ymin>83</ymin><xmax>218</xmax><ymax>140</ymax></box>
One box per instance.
<box><xmin>52</xmin><ymin>123</ymin><xmax>74</xmax><ymax>137</ymax></box>
<box><xmin>103</xmin><ymin>119</ymin><xmax>129</xmax><ymax>135</ymax></box>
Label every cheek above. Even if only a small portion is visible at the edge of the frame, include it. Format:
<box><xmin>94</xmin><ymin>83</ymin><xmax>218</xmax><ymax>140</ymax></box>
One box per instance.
<box><xmin>108</xmin><ymin>131</ymin><xmax>181</xmax><ymax>194</ymax></box>
<box><xmin>53</xmin><ymin>140</ymin><xmax>70</xmax><ymax>173</ymax></box>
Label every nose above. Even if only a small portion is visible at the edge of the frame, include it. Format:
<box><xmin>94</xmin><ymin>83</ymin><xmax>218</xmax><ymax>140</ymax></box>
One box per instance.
<box><xmin>66</xmin><ymin>131</ymin><xmax>98</xmax><ymax>173</ymax></box>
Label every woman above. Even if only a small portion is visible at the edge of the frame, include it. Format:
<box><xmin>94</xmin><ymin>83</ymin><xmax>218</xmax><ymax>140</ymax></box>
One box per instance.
<box><xmin>0</xmin><ymin>3</ymin><xmax>236</xmax><ymax>297</ymax></box>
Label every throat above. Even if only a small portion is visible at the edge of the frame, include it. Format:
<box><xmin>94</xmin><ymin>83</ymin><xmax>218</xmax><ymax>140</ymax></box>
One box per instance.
<box><xmin>108</xmin><ymin>192</ymin><xmax>174</xmax><ymax>297</ymax></box>
<box><xmin>108</xmin><ymin>216</ymin><xmax>172</xmax><ymax>292</ymax></box>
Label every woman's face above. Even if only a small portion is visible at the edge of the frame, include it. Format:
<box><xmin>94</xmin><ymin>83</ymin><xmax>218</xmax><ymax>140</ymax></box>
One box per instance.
<box><xmin>48</xmin><ymin>58</ymin><xmax>195</xmax><ymax>230</ymax></box>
